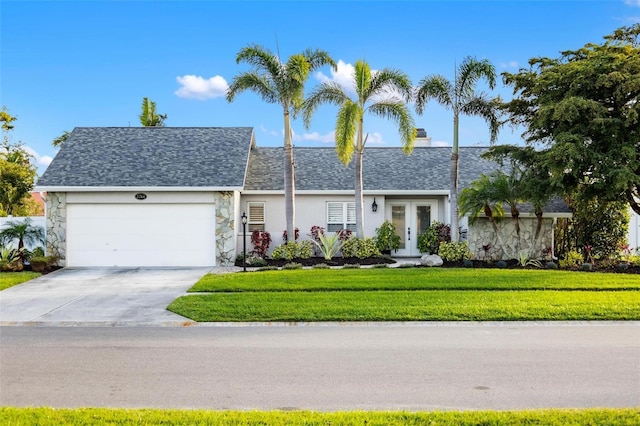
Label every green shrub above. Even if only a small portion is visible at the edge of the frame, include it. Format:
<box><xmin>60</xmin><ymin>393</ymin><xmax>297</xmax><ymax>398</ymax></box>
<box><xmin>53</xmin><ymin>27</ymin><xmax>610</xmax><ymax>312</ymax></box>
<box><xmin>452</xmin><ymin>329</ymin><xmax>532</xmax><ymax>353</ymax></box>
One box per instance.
<box><xmin>374</xmin><ymin>221</ymin><xmax>401</xmax><ymax>252</ymax></box>
<box><xmin>283</xmin><ymin>262</ymin><xmax>303</xmax><ymax>270</ymax></box>
<box><xmin>28</xmin><ymin>256</ymin><xmax>58</xmax><ymax>273</ymax></box>
<box><xmin>438</xmin><ymin>242</ymin><xmax>473</xmax><ymax>262</ymax></box>
<box><xmin>581</xmin><ymin>263</ymin><xmax>593</xmax><ymax>272</ymax></box>
<box><xmin>559</xmin><ymin>250</ymin><xmax>583</xmax><ymax>268</ymax></box>
<box><xmin>417</xmin><ymin>221</ymin><xmax>451</xmax><ymax>254</ymax></box>
<box><xmin>341</xmin><ymin>237</ymin><xmax>381</xmax><ymax>259</ymax></box>
<box><xmin>270</xmin><ymin>241</ymin><xmax>313</xmax><ymax>260</ymax></box>
<box><xmin>313</xmin><ymin>263</ymin><xmax>330</xmax><ymax>269</ymax></box>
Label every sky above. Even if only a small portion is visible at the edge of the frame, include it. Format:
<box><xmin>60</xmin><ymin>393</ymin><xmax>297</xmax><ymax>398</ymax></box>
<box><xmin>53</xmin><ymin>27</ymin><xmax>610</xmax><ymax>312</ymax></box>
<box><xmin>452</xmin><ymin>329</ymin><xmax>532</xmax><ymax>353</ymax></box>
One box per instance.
<box><xmin>2</xmin><ymin>0</ymin><xmax>640</xmax><ymax>175</ymax></box>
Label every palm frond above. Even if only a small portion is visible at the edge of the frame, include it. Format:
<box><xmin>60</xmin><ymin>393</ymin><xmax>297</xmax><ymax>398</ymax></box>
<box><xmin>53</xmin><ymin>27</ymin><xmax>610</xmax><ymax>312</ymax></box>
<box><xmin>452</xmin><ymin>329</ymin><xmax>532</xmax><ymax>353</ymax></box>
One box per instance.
<box><xmin>303</xmin><ymin>82</ymin><xmax>350</xmax><ymax>128</ymax></box>
<box><xmin>235</xmin><ymin>44</ymin><xmax>282</xmax><ymax>78</ymax></box>
<box><xmin>367</xmin><ymin>68</ymin><xmax>413</xmax><ymax>102</ymax></box>
<box><xmin>456</xmin><ymin>56</ymin><xmax>497</xmax><ymax>100</ymax></box>
<box><xmin>335</xmin><ymin>100</ymin><xmax>359</xmax><ymax>164</ymax></box>
<box><xmin>460</xmin><ymin>94</ymin><xmax>502</xmax><ymax>144</ymax></box>
<box><xmin>367</xmin><ymin>101</ymin><xmax>416</xmax><ymax>152</ymax></box>
<box><xmin>226</xmin><ymin>72</ymin><xmax>278</xmax><ymax>104</ymax></box>
<box><xmin>415</xmin><ymin>75</ymin><xmax>453</xmax><ymax>114</ymax></box>
<box><xmin>354</xmin><ymin>60</ymin><xmax>372</xmax><ymax>102</ymax></box>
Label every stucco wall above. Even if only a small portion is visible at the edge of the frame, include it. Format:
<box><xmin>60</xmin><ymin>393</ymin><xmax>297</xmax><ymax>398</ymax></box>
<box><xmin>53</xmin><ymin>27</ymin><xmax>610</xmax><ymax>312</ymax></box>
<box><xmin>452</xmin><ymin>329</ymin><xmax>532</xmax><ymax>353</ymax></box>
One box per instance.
<box><xmin>467</xmin><ymin>216</ymin><xmax>554</xmax><ymax>260</ymax></box>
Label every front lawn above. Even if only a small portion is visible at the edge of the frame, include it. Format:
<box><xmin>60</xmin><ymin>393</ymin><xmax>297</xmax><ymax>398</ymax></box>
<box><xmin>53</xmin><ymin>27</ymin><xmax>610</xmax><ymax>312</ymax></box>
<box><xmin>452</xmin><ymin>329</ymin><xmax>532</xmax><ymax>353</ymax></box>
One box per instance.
<box><xmin>169</xmin><ymin>269</ymin><xmax>640</xmax><ymax>322</ymax></box>
<box><xmin>1</xmin><ymin>407</ymin><xmax>639</xmax><ymax>425</ymax></box>
<box><xmin>190</xmin><ymin>268</ymin><xmax>640</xmax><ymax>292</ymax></box>
<box><xmin>0</xmin><ymin>271</ymin><xmax>40</xmax><ymax>291</ymax></box>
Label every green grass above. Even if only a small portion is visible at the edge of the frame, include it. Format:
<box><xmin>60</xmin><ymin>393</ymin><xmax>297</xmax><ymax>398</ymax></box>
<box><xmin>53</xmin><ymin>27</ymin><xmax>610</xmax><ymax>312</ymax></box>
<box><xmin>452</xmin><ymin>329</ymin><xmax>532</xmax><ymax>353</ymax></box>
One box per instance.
<box><xmin>169</xmin><ymin>290</ymin><xmax>640</xmax><ymax>322</ymax></box>
<box><xmin>0</xmin><ymin>271</ymin><xmax>40</xmax><ymax>291</ymax></box>
<box><xmin>1</xmin><ymin>407</ymin><xmax>639</xmax><ymax>425</ymax></box>
<box><xmin>189</xmin><ymin>268</ymin><xmax>640</xmax><ymax>293</ymax></box>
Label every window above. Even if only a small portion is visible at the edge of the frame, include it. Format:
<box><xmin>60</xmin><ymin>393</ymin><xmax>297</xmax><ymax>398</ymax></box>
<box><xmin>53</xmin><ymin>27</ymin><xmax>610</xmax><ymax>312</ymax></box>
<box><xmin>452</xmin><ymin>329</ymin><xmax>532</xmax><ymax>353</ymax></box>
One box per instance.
<box><xmin>327</xmin><ymin>202</ymin><xmax>356</xmax><ymax>232</ymax></box>
<box><xmin>247</xmin><ymin>202</ymin><xmax>265</xmax><ymax>232</ymax></box>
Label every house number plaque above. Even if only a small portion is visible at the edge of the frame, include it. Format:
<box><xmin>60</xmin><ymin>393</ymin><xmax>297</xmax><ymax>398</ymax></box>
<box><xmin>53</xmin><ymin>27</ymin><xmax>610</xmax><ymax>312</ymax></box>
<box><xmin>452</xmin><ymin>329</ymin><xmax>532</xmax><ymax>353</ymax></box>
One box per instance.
<box><xmin>135</xmin><ymin>193</ymin><xmax>147</xmax><ymax>200</ymax></box>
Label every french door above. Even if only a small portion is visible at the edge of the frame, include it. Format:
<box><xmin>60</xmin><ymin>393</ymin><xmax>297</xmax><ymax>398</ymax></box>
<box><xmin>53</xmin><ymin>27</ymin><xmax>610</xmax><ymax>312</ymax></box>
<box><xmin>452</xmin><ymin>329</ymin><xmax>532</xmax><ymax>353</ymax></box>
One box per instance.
<box><xmin>387</xmin><ymin>200</ymin><xmax>436</xmax><ymax>256</ymax></box>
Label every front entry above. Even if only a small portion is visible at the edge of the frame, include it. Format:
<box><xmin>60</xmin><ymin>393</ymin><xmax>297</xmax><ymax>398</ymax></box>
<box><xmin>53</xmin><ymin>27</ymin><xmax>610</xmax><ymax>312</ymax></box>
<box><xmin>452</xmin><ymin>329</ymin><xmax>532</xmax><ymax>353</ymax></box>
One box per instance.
<box><xmin>387</xmin><ymin>200</ymin><xmax>437</xmax><ymax>256</ymax></box>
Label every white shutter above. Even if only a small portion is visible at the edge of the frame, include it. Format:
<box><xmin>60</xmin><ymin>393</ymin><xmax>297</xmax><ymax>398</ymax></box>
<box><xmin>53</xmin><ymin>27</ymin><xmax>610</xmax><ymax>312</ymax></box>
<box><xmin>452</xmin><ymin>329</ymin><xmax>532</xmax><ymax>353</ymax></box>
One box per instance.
<box><xmin>248</xmin><ymin>203</ymin><xmax>265</xmax><ymax>223</ymax></box>
<box><xmin>346</xmin><ymin>202</ymin><xmax>356</xmax><ymax>224</ymax></box>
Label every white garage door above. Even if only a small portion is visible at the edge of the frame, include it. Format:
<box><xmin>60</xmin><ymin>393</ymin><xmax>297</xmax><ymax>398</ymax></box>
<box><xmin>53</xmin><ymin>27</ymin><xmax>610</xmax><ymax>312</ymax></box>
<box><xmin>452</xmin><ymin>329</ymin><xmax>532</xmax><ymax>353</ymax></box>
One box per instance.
<box><xmin>67</xmin><ymin>203</ymin><xmax>216</xmax><ymax>267</ymax></box>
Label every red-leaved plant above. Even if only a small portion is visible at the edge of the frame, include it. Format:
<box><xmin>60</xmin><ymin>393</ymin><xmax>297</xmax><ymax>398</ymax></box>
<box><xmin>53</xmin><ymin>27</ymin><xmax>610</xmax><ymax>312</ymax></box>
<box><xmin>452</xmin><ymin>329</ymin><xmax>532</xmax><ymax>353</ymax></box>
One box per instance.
<box><xmin>251</xmin><ymin>230</ymin><xmax>272</xmax><ymax>258</ymax></box>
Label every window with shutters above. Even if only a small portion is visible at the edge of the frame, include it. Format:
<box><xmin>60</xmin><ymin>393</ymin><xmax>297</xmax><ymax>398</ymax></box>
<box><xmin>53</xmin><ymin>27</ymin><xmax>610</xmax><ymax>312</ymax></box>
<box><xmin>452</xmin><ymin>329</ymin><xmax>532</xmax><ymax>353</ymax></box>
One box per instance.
<box><xmin>326</xmin><ymin>202</ymin><xmax>356</xmax><ymax>232</ymax></box>
<box><xmin>247</xmin><ymin>202</ymin><xmax>265</xmax><ymax>232</ymax></box>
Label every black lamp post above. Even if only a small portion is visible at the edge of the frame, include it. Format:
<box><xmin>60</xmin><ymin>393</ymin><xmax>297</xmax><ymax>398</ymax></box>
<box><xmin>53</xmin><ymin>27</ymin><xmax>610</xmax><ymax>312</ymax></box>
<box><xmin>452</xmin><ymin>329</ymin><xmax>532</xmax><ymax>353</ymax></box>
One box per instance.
<box><xmin>241</xmin><ymin>212</ymin><xmax>247</xmax><ymax>272</ymax></box>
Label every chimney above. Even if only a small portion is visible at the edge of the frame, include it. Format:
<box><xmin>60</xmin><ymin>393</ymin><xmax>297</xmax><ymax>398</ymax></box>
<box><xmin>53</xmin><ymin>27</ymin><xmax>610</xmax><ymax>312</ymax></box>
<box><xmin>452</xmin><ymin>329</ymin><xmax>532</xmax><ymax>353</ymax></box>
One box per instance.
<box><xmin>414</xmin><ymin>128</ymin><xmax>432</xmax><ymax>147</ymax></box>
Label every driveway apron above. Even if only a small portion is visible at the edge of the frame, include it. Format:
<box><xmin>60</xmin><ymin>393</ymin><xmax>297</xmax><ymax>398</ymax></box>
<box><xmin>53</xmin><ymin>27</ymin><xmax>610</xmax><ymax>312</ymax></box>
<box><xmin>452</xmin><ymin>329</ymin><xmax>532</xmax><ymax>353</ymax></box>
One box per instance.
<box><xmin>0</xmin><ymin>267</ymin><xmax>210</xmax><ymax>325</ymax></box>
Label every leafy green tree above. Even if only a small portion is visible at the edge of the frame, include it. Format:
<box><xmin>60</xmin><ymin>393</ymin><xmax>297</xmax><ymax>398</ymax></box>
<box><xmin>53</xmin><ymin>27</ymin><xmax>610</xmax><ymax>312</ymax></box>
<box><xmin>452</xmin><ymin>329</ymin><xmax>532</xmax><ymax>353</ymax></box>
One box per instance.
<box><xmin>414</xmin><ymin>57</ymin><xmax>500</xmax><ymax>242</ymax></box>
<box><xmin>139</xmin><ymin>97</ymin><xmax>167</xmax><ymax>127</ymax></box>
<box><xmin>303</xmin><ymin>59</ymin><xmax>416</xmax><ymax>237</ymax></box>
<box><xmin>0</xmin><ymin>109</ymin><xmax>37</xmax><ymax>216</ymax></box>
<box><xmin>52</xmin><ymin>130</ymin><xmax>71</xmax><ymax>148</ymax></box>
<box><xmin>500</xmin><ymin>24</ymin><xmax>640</xmax><ymax>215</ymax></box>
<box><xmin>227</xmin><ymin>44</ymin><xmax>335</xmax><ymax>239</ymax></box>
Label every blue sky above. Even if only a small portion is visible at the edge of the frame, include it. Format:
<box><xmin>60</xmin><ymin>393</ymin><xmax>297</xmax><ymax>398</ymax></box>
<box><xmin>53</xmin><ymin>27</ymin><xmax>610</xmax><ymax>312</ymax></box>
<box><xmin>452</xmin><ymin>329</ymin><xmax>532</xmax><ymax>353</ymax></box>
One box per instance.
<box><xmin>2</xmin><ymin>0</ymin><xmax>640</xmax><ymax>175</ymax></box>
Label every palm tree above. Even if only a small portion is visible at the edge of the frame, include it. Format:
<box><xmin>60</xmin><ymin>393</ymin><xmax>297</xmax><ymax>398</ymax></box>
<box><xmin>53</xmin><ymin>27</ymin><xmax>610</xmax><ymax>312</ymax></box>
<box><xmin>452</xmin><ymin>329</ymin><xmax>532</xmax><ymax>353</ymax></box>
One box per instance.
<box><xmin>139</xmin><ymin>97</ymin><xmax>167</xmax><ymax>127</ymax></box>
<box><xmin>415</xmin><ymin>56</ymin><xmax>500</xmax><ymax>242</ymax></box>
<box><xmin>0</xmin><ymin>218</ymin><xmax>45</xmax><ymax>262</ymax></box>
<box><xmin>490</xmin><ymin>170</ymin><xmax>524</xmax><ymax>254</ymax></box>
<box><xmin>52</xmin><ymin>130</ymin><xmax>71</xmax><ymax>148</ymax></box>
<box><xmin>458</xmin><ymin>173</ymin><xmax>508</xmax><ymax>259</ymax></box>
<box><xmin>227</xmin><ymin>44</ymin><xmax>335</xmax><ymax>239</ymax></box>
<box><xmin>303</xmin><ymin>59</ymin><xmax>416</xmax><ymax>237</ymax></box>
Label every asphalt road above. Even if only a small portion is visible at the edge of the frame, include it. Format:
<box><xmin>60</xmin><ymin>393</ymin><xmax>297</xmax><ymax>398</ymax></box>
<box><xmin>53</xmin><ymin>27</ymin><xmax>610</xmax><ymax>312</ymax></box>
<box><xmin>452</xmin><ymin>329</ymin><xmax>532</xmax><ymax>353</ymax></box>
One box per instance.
<box><xmin>1</xmin><ymin>322</ymin><xmax>639</xmax><ymax>411</ymax></box>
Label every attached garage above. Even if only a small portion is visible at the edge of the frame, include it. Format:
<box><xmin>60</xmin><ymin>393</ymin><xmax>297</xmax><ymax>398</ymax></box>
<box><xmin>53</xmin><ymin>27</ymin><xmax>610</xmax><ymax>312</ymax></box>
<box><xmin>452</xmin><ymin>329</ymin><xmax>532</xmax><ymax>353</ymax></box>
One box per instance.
<box><xmin>66</xmin><ymin>200</ymin><xmax>216</xmax><ymax>267</ymax></box>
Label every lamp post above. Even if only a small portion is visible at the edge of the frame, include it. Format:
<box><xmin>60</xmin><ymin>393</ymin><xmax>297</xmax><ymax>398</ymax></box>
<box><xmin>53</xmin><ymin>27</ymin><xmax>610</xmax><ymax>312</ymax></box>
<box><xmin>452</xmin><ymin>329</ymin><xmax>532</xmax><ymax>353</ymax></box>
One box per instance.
<box><xmin>241</xmin><ymin>212</ymin><xmax>247</xmax><ymax>272</ymax></box>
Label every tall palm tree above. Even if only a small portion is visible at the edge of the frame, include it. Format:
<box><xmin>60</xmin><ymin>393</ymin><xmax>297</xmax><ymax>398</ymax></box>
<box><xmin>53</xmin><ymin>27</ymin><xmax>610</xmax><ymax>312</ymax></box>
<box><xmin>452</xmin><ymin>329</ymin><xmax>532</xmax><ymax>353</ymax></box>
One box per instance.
<box><xmin>490</xmin><ymin>170</ymin><xmax>524</xmax><ymax>254</ymax></box>
<box><xmin>227</xmin><ymin>45</ymin><xmax>335</xmax><ymax>239</ymax></box>
<box><xmin>303</xmin><ymin>59</ymin><xmax>416</xmax><ymax>237</ymax></box>
<box><xmin>415</xmin><ymin>56</ymin><xmax>500</xmax><ymax>242</ymax></box>
<box><xmin>139</xmin><ymin>97</ymin><xmax>167</xmax><ymax>127</ymax></box>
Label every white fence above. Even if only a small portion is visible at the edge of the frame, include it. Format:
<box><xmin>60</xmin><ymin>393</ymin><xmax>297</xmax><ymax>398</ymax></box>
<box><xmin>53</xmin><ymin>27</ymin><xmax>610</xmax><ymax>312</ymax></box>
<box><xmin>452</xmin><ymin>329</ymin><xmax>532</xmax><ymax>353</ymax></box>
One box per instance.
<box><xmin>0</xmin><ymin>216</ymin><xmax>46</xmax><ymax>251</ymax></box>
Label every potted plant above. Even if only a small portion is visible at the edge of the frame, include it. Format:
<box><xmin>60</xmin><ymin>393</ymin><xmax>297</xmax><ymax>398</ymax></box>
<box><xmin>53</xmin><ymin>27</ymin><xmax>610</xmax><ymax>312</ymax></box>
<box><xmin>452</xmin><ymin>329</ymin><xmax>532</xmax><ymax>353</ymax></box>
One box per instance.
<box><xmin>375</xmin><ymin>220</ymin><xmax>401</xmax><ymax>254</ymax></box>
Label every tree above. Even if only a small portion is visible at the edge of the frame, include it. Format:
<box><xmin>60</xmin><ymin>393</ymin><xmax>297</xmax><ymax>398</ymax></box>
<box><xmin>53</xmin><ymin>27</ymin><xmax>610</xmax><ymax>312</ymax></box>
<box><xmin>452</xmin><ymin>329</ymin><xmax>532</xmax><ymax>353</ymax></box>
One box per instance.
<box><xmin>227</xmin><ymin>44</ymin><xmax>335</xmax><ymax>239</ymax></box>
<box><xmin>52</xmin><ymin>130</ymin><xmax>71</xmax><ymax>148</ymax></box>
<box><xmin>0</xmin><ymin>218</ymin><xmax>45</xmax><ymax>262</ymax></box>
<box><xmin>500</xmin><ymin>24</ymin><xmax>640</xmax><ymax>215</ymax></box>
<box><xmin>139</xmin><ymin>97</ymin><xmax>167</xmax><ymax>127</ymax></box>
<box><xmin>414</xmin><ymin>57</ymin><xmax>500</xmax><ymax>242</ymax></box>
<box><xmin>0</xmin><ymin>108</ymin><xmax>37</xmax><ymax>216</ymax></box>
<box><xmin>303</xmin><ymin>59</ymin><xmax>416</xmax><ymax>237</ymax></box>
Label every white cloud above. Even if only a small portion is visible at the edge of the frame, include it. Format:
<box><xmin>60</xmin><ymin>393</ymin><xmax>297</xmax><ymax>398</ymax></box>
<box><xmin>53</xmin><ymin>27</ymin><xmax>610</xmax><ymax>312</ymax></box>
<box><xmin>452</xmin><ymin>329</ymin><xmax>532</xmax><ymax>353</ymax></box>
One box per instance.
<box><xmin>23</xmin><ymin>146</ymin><xmax>53</xmax><ymax>167</ymax></box>
<box><xmin>499</xmin><ymin>61</ymin><xmax>519</xmax><ymax>69</ymax></box>
<box><xmin>364</xmin><ymin>132</ymin><xmax>384</xmax><ymax>145</ymax></box>
<box><xmin>295</xmin><ymin>130</ymin><xmax>336</xmax><ymax>144</ymax></box>
<box><xmin>315</xmin><ymin>60</ymin><xmax>356</xmax><ymax>94</ymax></box>
<box><xmin>624</xmin><ymin>0</ymin><xmax>640</xmax><ymax>7</ymax></box>
<box><xmin>259</xmin><ymin>125</ymin><xmax>279</xmax><ymax>137</ymax></box>
<box><xmin>174</xmin><ymin>75</ymin><xmax>229</xmax><ymax>100</ymax></box>
<box><xmin>431</xmin><ymin>140</ymin><xmax>450</xmax><ymax>147</ymax></box>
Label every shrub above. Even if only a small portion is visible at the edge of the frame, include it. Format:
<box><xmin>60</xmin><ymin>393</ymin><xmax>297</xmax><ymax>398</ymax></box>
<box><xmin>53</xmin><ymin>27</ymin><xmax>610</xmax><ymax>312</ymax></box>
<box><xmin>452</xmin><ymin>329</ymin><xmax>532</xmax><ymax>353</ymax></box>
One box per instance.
<box><xmin>313</xmin><ymin>263</ymin><xmax>330</xmax><ymax>269</ymax></box>
<box><xmin>28</xmin><ymin>255</ymin><xmax>58</xmax><ymax>273</ymax></box>
<box><xmin>336</xmin><ymin>229</ymin><xmax>352</xmax><ymax>241</ymax></box>
<box><xmin>374</xmin><ymin>221</ymin><xmax>401</xmax><ymax>252</ymax></box>
<box><xmin>417</xmin><ymin>221</ymin><xmax>451</xmax><ymax>254</ymax></box>
<box><xmin>438</xmin><ymin>242</ymin><xmax>473</xmax><ymax>262</ymax></box>
<box><xmin>581</xmin><ymin>263</ymin><xmax>593</xmax><ymax>272</ymax></box>
<box><xmin>270</xmin><ymin>241</ymin><xmax>313</xmax><ymax>260</ymax></box>
<box><xmin>559</xmin><ymin>250</ymin><xmax>583</xmax><ymax>268</ymax></box>
<box><xmin>283</xmin><ymin>262</ymin><xmax>302</xmax><ymax>270</ymax></box>
<box><xmin>343</xmin><ymin>263</ymin><xmax>360</xmax><ymax>269</ymax></box>
<box><xmin>312</xmin><ymin>231</ymin><xmax>344</xmax><ymax>260</ymax></box>
<box><xmin>250</xmin><ymin>230</ymin><xmax>272</xmax><ymax>258</ymax></box>
<box><xmin>282</xmin><ymin>228</ymin><xmax>299</xmax><ymax>242</ymax></box>
<box><xmin>342</xmin><ymin>237</ymin><xmax>381</xmax><ymax>259</ymax></box>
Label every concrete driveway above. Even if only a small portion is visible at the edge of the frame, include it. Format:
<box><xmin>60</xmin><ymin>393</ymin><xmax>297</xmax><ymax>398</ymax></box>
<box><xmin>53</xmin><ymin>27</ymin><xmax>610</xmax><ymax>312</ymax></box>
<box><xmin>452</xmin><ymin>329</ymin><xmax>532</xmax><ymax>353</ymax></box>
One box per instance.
<box><xmin>0</xmin><ymin>267</ymin><xmax>212</xmax><ymax>325</ymax></box>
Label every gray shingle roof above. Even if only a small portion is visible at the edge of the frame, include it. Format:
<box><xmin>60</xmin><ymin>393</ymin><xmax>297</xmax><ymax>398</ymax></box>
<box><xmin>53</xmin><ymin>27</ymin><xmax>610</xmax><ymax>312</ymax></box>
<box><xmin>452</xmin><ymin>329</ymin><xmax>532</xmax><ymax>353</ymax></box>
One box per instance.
<box><xmin>37</xmin><ymin>127</ymin><xmax>254</xmax><ymax>188</ymax></box>
<box><xmin>245</xmin><ymin>146</ymin><xmax>504</xmax><ymax>191</ymax></box>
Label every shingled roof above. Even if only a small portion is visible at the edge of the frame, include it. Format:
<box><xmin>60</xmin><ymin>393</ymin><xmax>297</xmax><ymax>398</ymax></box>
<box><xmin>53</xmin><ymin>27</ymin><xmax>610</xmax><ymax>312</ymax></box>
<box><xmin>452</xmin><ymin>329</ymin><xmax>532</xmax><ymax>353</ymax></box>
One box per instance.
<box><xmin>37</xmin><ymin>127</ymin><xmax>254</xmax><ymax>189</ymax></box>
<box><xmin>245</xmin><ymin>146</ymin><xmax>504</xmax><ymax>192</ymax></box>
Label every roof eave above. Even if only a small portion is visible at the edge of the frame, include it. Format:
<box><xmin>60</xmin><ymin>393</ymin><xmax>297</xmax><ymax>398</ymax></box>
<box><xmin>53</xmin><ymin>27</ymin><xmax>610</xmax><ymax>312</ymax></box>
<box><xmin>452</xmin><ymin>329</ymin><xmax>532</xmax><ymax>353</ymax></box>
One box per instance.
<box><xmin>35</xmin><ymin>186</ymin><xmax>244</xmax><ymax>192</ymax></box>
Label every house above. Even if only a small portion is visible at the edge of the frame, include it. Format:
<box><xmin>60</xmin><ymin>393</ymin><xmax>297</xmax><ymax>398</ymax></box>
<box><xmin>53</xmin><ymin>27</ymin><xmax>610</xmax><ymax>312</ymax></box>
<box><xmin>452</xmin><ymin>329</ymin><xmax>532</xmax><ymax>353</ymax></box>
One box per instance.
<box><xmin>36</xmin><ymin>127</ymin><xmax>571</xmax><ymax>267</ymax></box>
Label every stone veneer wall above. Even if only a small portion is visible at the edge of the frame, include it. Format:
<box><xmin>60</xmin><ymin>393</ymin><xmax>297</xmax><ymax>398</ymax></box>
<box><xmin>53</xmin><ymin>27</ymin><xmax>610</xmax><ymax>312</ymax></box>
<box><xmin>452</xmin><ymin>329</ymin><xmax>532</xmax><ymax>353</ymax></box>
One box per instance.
<box><xmin>215</xmin><ymin>191</ymin><xmax>235</xmax><ymax>266</ymax></box>
<box><xmin>467</xmin><ymin>217</ymin><xmax>554</xmax><ymax>260</ymax></box>
<box><xmin>45</xmin><ymin>192</ymin><xmax>67</xmax><ymax>266</ymax></box>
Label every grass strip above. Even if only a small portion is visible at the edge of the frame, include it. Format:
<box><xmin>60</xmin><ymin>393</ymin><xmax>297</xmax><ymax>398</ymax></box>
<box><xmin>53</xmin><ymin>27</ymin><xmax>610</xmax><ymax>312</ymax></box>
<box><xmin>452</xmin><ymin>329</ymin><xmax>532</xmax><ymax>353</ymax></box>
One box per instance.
<box><xmin>0</xmin><ymin>271</ymin><xmax>41</xmax><ymax>291</ymax></box>
<box><xmin>189</xmin><ymin>268</ymin><xmax>640</xmax><ymax>293</ymax></box>
<box><xmin>1</xmin><ymin>407</ymin><xmax>639</xmax><ymax>425</ymax></box>
<box><xmin>169</xmin><ymin>290</ymin><xmax>640</xmax><ymax>322</ymax></box>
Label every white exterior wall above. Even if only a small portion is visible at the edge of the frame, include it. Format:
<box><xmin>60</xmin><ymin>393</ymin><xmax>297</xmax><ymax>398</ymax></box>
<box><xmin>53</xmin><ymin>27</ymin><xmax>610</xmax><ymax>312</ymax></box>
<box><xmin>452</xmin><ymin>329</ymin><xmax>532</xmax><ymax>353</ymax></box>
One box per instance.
<box><xmin>629</xmin><ymin>208</ymin><xmax>639</xmax><ymax>251</ymax></box>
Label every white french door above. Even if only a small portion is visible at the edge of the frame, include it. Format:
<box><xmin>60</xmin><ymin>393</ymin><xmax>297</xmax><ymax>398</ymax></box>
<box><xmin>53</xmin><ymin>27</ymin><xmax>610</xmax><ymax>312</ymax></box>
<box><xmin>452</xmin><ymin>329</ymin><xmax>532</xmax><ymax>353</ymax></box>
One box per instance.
<box><xmin>387</xmin><ymin>200</ymin><xmax>437</xmax><ymax>256</ymax></box>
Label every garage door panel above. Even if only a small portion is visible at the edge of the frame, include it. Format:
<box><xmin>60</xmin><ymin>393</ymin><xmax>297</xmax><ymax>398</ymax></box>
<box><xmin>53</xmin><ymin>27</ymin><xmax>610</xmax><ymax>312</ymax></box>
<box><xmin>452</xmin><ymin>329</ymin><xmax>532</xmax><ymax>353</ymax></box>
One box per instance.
<box><xmin>67</xmin><ymin>203</ymin><xmax>216</xmax><ymax>267</ymax></box>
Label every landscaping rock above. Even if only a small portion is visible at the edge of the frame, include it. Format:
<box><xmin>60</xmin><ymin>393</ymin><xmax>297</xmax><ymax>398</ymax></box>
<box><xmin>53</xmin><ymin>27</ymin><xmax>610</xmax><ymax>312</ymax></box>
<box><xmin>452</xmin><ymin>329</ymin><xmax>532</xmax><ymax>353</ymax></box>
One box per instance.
<box><xmin>421</xmin><ymin>254</ymin><xmax>443</xmax><ymax>267</ymax></box>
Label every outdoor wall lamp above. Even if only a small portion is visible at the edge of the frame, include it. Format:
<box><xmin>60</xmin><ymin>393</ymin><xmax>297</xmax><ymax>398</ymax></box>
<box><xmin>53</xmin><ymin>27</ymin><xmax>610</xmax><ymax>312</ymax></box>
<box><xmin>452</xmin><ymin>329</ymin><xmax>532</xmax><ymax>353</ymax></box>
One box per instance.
<box><xmin>372</xmin><ymin>198</ymin><xmax>378</xmax><ymax>212</ymax></box>
<box><xmin>241</xmin><ymin>212</ymin><xmax>247</xmax><ymax>272</ymax></box>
